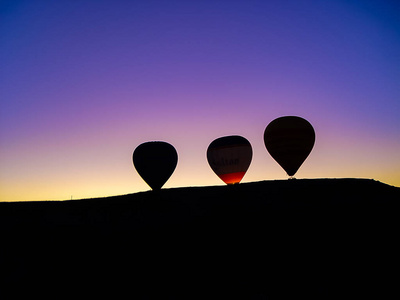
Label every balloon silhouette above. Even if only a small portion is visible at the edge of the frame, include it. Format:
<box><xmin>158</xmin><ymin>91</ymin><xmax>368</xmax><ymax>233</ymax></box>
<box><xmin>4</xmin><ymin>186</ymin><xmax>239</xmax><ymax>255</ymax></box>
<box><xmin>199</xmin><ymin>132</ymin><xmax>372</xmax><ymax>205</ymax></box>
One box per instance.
<box><xmin>207</xmin><ymin>135</ymin><xmax>252</xmax><ymax>185</ymax></box>
<box><xmin>133</xmin><ymin>141</ymin><xmax>178</xmax><ymax>190</ymax></box>
<box><xmin>264</xmin><ymin>116</ymin><xmax>315</xmax><ymax>178</ymax></box>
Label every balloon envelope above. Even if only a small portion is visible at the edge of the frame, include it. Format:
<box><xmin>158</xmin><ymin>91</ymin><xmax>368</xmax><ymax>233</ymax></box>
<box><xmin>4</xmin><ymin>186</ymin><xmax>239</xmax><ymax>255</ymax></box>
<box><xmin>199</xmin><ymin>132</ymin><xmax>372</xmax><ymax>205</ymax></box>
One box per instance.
<box><xmin>207</xmin><ymin>135</ymin><xmax>252</xmax><ymax>184</ymax></box>
<box><xmin>264</xmin><ymin>116</ymin><xmax>315</xmax><ymax>177</ymax></box>
<box><xmin>133</xmin><ymin>141</ymin><xmax>178</xmax><ymax>190</ymax></box>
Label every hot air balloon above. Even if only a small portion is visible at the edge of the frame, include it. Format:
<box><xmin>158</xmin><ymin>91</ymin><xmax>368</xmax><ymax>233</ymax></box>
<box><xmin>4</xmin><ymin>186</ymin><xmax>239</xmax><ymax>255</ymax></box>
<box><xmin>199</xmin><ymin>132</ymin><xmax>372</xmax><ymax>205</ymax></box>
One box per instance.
<box><xmin>207</xmin><ymin>135</ymin><xmax>252</xmax><ymax>185</ymax></box>
<box><xmin>133</xmin><ymin>141</ymin><xmax>178</xmax><ymax>190</ymax></box>
<box><xmin>264</xmin><ymin>116</ymin><xmax>315</xmax><ymax>178</ymax></box>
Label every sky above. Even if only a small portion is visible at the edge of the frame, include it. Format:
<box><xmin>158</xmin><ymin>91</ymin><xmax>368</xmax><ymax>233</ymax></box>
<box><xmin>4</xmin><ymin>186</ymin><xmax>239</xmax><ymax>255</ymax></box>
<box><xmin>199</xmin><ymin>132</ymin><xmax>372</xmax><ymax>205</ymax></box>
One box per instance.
<box><xmin>1</xmin><ymin>0</ymin><xmax>399</xmax><ymax>201</ymax></box>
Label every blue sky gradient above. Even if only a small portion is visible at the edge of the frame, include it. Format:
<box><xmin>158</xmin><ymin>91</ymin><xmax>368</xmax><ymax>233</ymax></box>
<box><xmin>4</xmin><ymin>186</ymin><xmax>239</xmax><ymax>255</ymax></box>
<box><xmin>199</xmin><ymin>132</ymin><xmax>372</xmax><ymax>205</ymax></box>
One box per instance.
<box><xmin>1</xmin><ymin>0</ymin><xmax>399</xmax><ymax>200</ymax></box>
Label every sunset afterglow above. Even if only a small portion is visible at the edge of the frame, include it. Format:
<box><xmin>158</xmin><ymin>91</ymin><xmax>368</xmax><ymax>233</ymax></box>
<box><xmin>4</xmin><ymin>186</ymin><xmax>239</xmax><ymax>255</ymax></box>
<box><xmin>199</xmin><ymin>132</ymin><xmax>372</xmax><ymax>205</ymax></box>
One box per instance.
<box><xmin>1</xmin><ymin>0</ymin><xmax>399</xmax><ymax>201</ymax></box>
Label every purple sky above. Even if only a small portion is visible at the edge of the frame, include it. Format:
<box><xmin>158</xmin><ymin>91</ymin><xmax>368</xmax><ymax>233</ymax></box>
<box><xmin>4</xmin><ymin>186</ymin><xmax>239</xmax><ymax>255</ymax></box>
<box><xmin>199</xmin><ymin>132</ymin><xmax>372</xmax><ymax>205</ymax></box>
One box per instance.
<box><xmin>1</xmin><ymin>0</ymin><xmax>399</xmax><ymax>201</ymax></box>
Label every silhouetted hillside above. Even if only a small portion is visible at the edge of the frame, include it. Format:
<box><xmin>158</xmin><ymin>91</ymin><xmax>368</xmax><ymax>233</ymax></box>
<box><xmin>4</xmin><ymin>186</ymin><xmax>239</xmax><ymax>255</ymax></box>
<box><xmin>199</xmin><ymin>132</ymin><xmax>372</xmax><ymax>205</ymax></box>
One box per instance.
<box><xmin>1</xmin><ymin>179</ymin><xmax>399</xmax><ymax>299</ymax></box>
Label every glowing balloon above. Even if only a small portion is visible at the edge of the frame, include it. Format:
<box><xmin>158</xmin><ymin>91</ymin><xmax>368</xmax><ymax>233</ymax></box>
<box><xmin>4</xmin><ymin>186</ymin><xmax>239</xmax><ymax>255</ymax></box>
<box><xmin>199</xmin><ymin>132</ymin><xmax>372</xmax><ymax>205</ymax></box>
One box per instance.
<box><xmin>264</xmin><ymin>116</ymin><xmax>315</xmax><ymax>177</ymax></box>
<box><xmin>207</xmin><ymin>135</ymin><xmax>252</xmax><ymax>184</ymax></box>
<box><xmin>133</xmin><ymin>141</ymin><xmax>178</xmax><ymax>190</ymax></box>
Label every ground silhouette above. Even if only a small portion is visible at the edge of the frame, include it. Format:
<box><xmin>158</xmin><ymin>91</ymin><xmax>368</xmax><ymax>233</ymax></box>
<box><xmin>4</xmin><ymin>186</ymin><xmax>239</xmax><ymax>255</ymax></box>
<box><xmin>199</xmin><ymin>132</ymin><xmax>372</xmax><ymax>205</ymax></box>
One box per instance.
<box><xmin>1</xmin><ymin>178</ymin><xmax>399</xmax><ymax>299</ymax></box>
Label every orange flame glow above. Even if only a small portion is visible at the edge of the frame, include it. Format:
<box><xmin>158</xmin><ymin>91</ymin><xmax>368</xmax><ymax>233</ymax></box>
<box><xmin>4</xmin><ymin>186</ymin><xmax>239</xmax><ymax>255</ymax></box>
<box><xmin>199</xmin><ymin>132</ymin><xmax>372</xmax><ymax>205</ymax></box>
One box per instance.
<box><xmin>219</xmin><ymin>172</ymin><xmax>246</xmax><ymax>185</ymax></box>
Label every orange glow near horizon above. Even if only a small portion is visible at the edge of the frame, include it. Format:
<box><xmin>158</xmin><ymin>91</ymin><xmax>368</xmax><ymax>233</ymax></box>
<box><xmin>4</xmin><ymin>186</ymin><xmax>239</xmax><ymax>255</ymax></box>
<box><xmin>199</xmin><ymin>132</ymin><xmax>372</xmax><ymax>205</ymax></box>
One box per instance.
<box><xmin>1</xmin><ymin>0</ymin><xmax>399</xmax><ymax>201</ymax></box>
